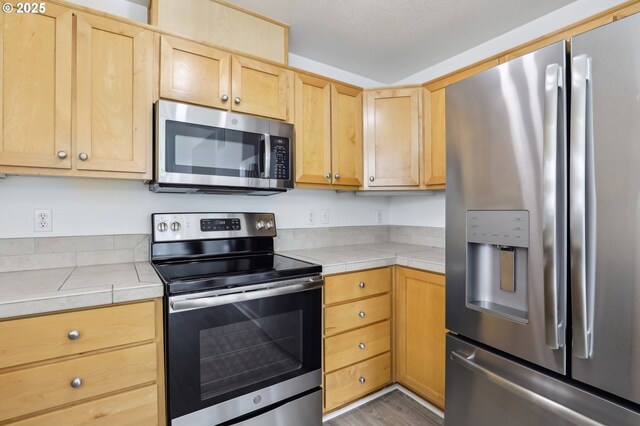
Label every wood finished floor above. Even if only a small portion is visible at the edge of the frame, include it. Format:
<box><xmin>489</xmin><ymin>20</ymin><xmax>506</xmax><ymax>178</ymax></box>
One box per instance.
<box><xmin>324</xmin><ymin>390</ymin><xmax>444</xmax><ymax>426</ymax></box>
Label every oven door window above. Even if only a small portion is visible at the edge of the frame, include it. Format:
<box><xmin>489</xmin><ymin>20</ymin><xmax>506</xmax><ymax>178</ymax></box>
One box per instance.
<box><xmin>165</xmin><ymin>120</ymin><xmax>264</xmax><ymax>177</ymax></box>
<box><xmin>167</xmin><ymin>288</ymin><xmax>321</xmax><ymax>420</ymax></box>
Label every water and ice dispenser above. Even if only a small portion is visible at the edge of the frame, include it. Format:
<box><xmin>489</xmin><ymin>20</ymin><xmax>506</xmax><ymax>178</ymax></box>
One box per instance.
<box><xmin>466</xmin><ymin>211</ymin><xmax>529</xmax><ymax>323</ymax></box>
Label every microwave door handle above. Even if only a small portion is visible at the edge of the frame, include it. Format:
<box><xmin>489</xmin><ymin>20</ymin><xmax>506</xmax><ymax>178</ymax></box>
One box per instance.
<box><xmin>263</xmin><ymin>134</ymin><xmax>271</xmax><ymax>179</ymax></box>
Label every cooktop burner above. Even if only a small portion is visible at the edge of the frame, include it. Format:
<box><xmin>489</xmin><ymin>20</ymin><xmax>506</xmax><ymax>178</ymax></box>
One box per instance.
<box><xmin>150</xmin><ymin>212</ymin><xmax>322</xmax><ymax>295</ymax></box>
<box><xmin>154</xmin><ymin>253</ymin><xmax>321</xmax><ymax>294</ymax></box>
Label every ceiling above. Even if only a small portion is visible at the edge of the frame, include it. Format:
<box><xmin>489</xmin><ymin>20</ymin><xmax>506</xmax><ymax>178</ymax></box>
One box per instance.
<box><xmin>224</xmin><ymin>0</ymin><xmax>575</xmax><ymax>84</ymax></box>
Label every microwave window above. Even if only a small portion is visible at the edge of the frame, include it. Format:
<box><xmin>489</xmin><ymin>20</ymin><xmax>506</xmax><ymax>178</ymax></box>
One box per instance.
<box><xmin>165</xmin><ymin>120</ymin><xmax>263</xmax><ymax>178</ymax></box>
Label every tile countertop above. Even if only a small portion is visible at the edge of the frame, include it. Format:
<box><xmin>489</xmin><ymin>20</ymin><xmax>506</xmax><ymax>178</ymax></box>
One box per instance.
<box><xmin>0</xmin><ymin>262</ymin><xmax>162</xmax><ymax>319</ymax></box>
<box><xmin>281</xmin><ymin>242</ymin><xmax>445</xmax><ymax>275</ymax></box>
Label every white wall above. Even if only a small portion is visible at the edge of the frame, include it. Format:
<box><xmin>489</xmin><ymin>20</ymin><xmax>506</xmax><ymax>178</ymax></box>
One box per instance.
<box><xmin>288</xmin><ymin>53</ymin><xmax>385</xmax><ymax>88</ymax></box>
<box><xmin>393</xmin><ymin>0</ymin><xmax>627</xmax><ymax>85</ymax></box>
<box><xmin>389</xmin><ymin>192</ymin><xmax>445</xmax><ymax>227</ymax></box>
<box><xmin>0</xmin><ymin>176</ymin><xmax>391</xmax><ymax>238</ymax></box>
<box><xmin>67</xmin><ymin>0</ymin><xmax>147</xmax><ymax>22</ymax></box>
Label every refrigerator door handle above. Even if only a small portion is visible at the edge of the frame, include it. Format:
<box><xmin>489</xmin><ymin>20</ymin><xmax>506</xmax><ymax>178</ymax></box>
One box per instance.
<box><xmin>542</xmin><ymin>63</ymin><xmax>564</xmax><ymax>350</ymax></box>
<box><xmin>450</xmin><ymin>351</ymin><xmax>605</xmax><ymax>426</ymax></box>
<box><xmin>570</xmin><ymin>54</ymin><xmax>595</xmax><ymax>359</ymax></box>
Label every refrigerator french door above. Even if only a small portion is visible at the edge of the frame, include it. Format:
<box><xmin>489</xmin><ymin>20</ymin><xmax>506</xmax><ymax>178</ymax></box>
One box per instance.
<box><xmin>446</xmin><ymin>40</ymin><xmax>567</xmax><ymax>374</ymax></box>
<box><xmin>445</xmin><ymin>11</ymin><xmax>640</xmax><ymax>425</ymax></box>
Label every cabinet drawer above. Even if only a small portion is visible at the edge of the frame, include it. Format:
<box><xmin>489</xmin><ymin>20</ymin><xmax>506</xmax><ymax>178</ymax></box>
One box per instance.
<box><xmin>325</xmin><ymin>294</ymin><xmax>390</xmax><ymax>336</ymax></box>
<box><xmin>325</xmin><ymin>321</ymin><xmax>390</xmax><ymax>372</ymax></box>
<box><xmin>10</xmin><ymin>384</ymin><xmax>158</xmax><ymax>426</ymax></box>
<box><xmin>325</xmin><ymin>268</ymin><xmax>391</xmax><ymax>305</ymax></box>
<box><xmin>0</xmin><ymin>301</ymin><xmax>156</xmax><ymax>369</ymax></box>
<box><xmin>324</xmin><ymin>352</ymin><xmax>391</xmax><ymax>411</ymax></box>
<box><xmin>0</xmin><ymin>343</ymin><xmax>157</xmax><ymax>422</ymax></box>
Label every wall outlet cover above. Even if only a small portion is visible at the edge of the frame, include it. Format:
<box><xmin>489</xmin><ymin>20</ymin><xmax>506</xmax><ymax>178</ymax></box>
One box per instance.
<box><xmin>34</xmin><ymin>208</ymin><xmax>52</xmax><ymax>232</ymax></box>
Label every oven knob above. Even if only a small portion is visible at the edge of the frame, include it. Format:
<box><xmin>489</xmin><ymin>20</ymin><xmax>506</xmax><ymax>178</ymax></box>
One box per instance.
<box><xmin>256</xmin><ymin>220</ymin><xmax>265</xmax><ymax>230</ymax></box>
<box><xmin>157</xmin><ymin>222</ymin><xmax>168</xmax><ymax>232</ymax></box>
<box><xmin>170</xmin><ymin>222</ymin><xmax>181</xmax><ymax>231</ymax></box>
<box><xmin>265</xmin><ymin>220</ymin><xmax>274</xmax><ymax>230</ymax></box>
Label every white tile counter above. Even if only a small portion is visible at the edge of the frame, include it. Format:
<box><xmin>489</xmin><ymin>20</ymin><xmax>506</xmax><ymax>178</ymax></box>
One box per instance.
<box><xmin>281</xmin><ymin>242</ymin><xmax>445</xmax><ymax>275</ymax></box>
<box><xmin>0</xmin><ymin>262</ymin><xmax>162</xmax><ymax>319</ymax></box>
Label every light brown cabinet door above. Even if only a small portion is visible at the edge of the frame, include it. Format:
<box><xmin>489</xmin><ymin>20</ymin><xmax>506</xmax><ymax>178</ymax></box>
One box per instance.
<box><xmin>394</xmin><ymin>267</ymin><xmax>446</xmax><ymax>409</ymax></box>
<box><xmin>364</xmin><ymin>88</ymin><xmax>420</xmax><ymax>187</ymax></box>
<box><xmin>75</xmin><ymin>13</ymin><xmax>152</xmax><ymax>174</ymax></box>
<box><xmin>0</xmin><ymin>4</ymin><xmax>72</xmax><ymax>169</ymax></box>
<box><xmin>423</xmin><ymin>88</ymin><xmax>446</xmax><ymax>187</ymax></box>
<box><xmin>160</xmin><ymin>35</ymin><xmax>230</xmax><ymax>109</ymax></box>
<box><xmin>231</xmin><ymin>55</ymin><xmax>289</xmax><ymax>120</ymax></box>
<box><xmin>331</xmin><ymin>84</ymin><xmax>363</xmax><ymax>187</ymax></box>
<box><xmin>294</xmin><ymin>73</ymin><xmax>331</xmax><ymax>185</ymax></box>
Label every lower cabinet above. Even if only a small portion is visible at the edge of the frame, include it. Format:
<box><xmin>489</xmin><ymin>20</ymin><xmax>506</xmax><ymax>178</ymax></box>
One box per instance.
<box><xmin>0</xmin><ymin>299</ymin><xmax>165</xmax><ymax>425</ymax></box>
<box><xmin>322</xmin><ymin>267</ymin><xmax>392</xmax><ymax>412</ymax></box>
<box><xmin>394</xmin><ymin>267</ymin><xmax>446</xmax><ymax>409</ymax></box>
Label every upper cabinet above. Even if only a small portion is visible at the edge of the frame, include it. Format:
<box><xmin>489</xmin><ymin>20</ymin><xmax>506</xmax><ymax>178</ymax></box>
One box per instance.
<box><xmin>159</xmin><ymin>35</ymin><xmax>292</xmax><ymax>121</ymax></box>
<box><xmin>0</xmin><ymin>4</ymin><xmax>72</xmax><ymax>170</ymax></box>
<box><xmin>423</xmin><ymin>88</ymin><xmax>446</xmax><ymax>188</ymax></box>
<box><xmin>0</xmin><ymin>4</ymin><xmax>153</xmax><ymax>179</ymax></box>
<box><xmin>364</xmin><ymin>87</ymin><xmax>421</xmax><ymax>188</ymax></box>
<box><xmin>160</xmin><ymin>35</ymin><xmax>230</xmax><ymax>110</ymax></box>
<box><xmin>294</xmin><ymin>73</ymin><xmax>362</xmax><ymax>188</ymax></box>
<box><xmin>75</xmin><ymin>13</ymin><xmax>152</xmax><ymax>174</ymax></box>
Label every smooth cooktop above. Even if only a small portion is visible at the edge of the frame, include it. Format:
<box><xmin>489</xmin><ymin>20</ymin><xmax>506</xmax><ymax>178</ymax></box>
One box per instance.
<box><xmin>153</xmin><ymin>253</ymin><xmax>322</xmax><ymax>294</ymax></box>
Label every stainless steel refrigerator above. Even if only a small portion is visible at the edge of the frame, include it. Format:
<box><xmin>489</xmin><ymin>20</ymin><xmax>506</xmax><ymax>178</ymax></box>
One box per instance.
<box><xmin>445</xmin><ymin>12</ymin><xmax>640</xmax><ymax>425</ymax></box>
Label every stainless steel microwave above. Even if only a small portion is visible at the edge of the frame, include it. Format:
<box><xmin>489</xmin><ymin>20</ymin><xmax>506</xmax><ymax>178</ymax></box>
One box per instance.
<box><xmin>151</xmin><ymin>100</ymin><xmax>294</xmax><ymax>195</ymax></box>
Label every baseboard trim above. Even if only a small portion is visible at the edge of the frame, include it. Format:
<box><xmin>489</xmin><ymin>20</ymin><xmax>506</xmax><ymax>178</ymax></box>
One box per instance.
<box><xmin>321</xmin><ymin>384</ymin><xmax>444</xmax><ymax>422</ymax></box>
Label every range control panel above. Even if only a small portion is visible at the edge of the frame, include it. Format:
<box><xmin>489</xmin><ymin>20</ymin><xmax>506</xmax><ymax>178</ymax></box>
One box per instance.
<box><xmin>201</xmin><ymin>218</ymin><xmax>241</xmax><ymax>232</ymax></box>
<box><xmin>152</xmin><ymin>213</ymin><xmax>276</xmax><ymax>242</ymax></box>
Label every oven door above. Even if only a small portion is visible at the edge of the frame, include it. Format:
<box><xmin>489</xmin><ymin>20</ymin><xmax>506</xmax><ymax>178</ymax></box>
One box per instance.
<box><xmin>166</xmin><ymin>278</ymin><xmax>323</xmax><ymax>425</ymax></box>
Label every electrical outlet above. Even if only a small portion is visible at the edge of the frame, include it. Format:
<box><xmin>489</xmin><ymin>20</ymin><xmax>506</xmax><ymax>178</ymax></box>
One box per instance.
<box><xmin>321</xmin><ymin>209</ymin><xmax>329</xmax><ymax>224</ymax></box>
<box><xmin>34</xmin><ymin>208</ymin><xmax>52</xmax><ymax>232</ymax></box>
<box><xmin>377</xmin><ymin>209</ymin><xmax>384</xmax><ymax>224</ymax></box>
<box><xmin>307</xmin><ymin>209</ymin><xmax>316</xmax><ymax>226</ymax></box>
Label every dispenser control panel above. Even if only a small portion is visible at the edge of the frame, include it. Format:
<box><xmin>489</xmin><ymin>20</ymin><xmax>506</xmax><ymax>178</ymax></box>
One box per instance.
<box><xmin>466</xmin><ymin>210</ymin><xmax>529</xmax><ymax>248</ymax></box>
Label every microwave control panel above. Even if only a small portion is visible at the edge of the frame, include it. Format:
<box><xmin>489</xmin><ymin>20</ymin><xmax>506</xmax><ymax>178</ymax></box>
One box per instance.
<box><xmin>270</xmin><ymin>137</ymin><xmax>290</xmax><ymax>181</ymax></box>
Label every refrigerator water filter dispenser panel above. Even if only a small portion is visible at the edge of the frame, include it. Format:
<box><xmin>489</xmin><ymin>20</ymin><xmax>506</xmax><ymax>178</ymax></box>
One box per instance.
<box><xmin>466</xmin><ymin>210</ymin><xmax>529</xmax><ymax>323</ymax></box>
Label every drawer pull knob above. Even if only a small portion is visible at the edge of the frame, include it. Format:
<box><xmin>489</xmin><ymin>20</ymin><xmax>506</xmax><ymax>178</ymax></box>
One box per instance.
<box><xmin>358</xmin><ymin>311</ymin><xmax>366</xmax><ymax>318</ymax></box>
<box><xmin>359</xmin><ymin>342</ymin><xmax>366</xmax><ymax>350</ymax></box>
<box><xmin>359</xmin><ymin>282</ymin><xmax>366</xmax><ymax>289</ymax></box>
<box><xmin>67</xmin><ymin>330</ymin><xmax>80</xmax><ymax>340</ymax></box>
<box><xmin>221</xmin><ymin>95</ymin><xmax>229</xmax><ymax>102</ymax></box>
<box><xmin>359</xmin><ymin>377</ymin><xmax>366</xmax><ymax>384</ymax></box>
<box><xmin>235</xmin><ymin>97</ymin><xmax>241</xmax><ymax>104</ymax></box>
<box><xmin>70</xmin><ymin>377</ymin><xmax>83</xmax><ymax>388</ymax></box>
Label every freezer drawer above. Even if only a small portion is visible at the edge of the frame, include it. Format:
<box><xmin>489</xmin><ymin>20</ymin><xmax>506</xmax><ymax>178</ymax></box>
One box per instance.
<box><xmin>445</xmin><ymin>334</ymin><xmax>640</xmax><ymax>426</ymax></box>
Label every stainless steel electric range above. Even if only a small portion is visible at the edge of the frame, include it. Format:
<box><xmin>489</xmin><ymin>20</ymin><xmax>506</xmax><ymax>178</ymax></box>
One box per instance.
<box><xmin>151</xmin><ymin>212</ymin><xmax>323</xmax><ymax>426</ymax></box>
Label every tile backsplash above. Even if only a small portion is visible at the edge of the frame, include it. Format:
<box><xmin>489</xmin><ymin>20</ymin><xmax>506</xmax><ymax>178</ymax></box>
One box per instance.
<box><xmin>0</xmin><ymin>226</ymin><xmax>443</xmax><ymax>273</ymax></box>
<box><xmin>274</xmin><ymin>225</ymin><xmax>444</xmax><ymax>251</ymax></box>
<box><xmin>0</xmin><ymin>234</ymin><xmax>149</xmax><ymax>273</ymax></box>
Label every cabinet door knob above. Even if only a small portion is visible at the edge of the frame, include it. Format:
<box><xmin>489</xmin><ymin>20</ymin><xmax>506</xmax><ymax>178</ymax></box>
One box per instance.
<box><xmin>234</xmin><ymin>97</ymin><xmax>241</xmax><ymax>104</ymax></box>
<box><xmin>359</xmin><ymin>377</ymin><xmax>366</xmax><ymax>384</ymax></box>
<box><xmin>70</xmin><ymin>377</ymin><xmax>83</xmax><ymax>388</ymax></box>
<box><xmin>79</xmin><ymin>152</ymin><xmax>88</xmax><ymax>161</ymax></box>
<box><xmin>359</xmin><ymin>342</ymin><xmax>366</xmax><ymax>350</ymax></box>
<box><xmin>221</xmin><ymin>95</ymin><xmax>229</xmax><ymax>102</ymax></box>
<box><xmin>334</xmin><ymin>173</ymin><xmax>340</xmax><ymax>180</ymax></box>
<box><xmin>358</xmin><ymin>311</ymin><xmax>366</xmax><ymax>318</ymax></box>
<box><xmin>67</xmin><ymin>330</ymin><xmax>80</xmax><ymax>340</ymax></box>
<box><xmin>359</xmin><ymin>282</ymin><xmax>366</xmax><ymax>289</ymax></box>
<box><xmin>369</xmin><ymin>176</ymin><xmax>375</xmax><ymax>182</ymax></box>
<box><xmin>57</xmin><ymin>151</ymin><xmax>68</xmax><ymax>159</ymax></box>
<box><xmin>325</xmin><ymin>172</ymin><xmax>332</xmax><ymax>180</ymax></box>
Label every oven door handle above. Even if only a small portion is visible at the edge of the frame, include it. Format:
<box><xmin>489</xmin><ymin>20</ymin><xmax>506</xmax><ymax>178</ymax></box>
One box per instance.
<box><xmin>169</xmin><ymin>277</ymin><xmax>323</xmax><ymax>313</ymax></box>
